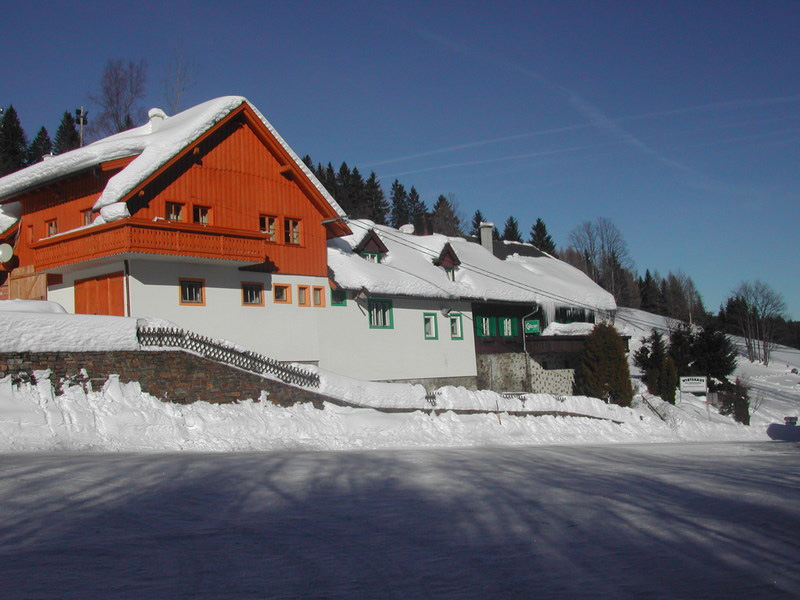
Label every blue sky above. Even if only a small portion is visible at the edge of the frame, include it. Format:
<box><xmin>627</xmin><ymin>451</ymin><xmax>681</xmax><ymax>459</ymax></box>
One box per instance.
<box><xmin>3</xmin><ymin>1</ymin><xmax>799</xmax><ymax>318</ymax></box>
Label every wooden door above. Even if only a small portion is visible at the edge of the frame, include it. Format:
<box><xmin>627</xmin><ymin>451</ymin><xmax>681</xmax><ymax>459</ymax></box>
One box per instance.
<box><xmin>74</xmin><ymin>271</ymin><xmax>125</xmax><ymax>316</ymax></box>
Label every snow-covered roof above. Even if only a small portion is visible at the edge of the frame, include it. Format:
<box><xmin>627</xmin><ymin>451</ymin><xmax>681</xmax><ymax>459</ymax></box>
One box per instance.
<box><xmin>328</xmin><ymin>220</ymin><xmax>616</xmax><ymax>313</ymax></box>
<box><xmin>0</xmin><ymin>96</ymin><xmax>345</xmax><ymax>234</ymax></box>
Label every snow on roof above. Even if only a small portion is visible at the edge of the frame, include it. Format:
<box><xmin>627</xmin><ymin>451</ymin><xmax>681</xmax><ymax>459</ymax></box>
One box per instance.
<box><xmin>0</xmin><ymin>96</ymin><xmax>344</xmax><ymax>234</ymax></box>
<box><xmin>328</xmin><ymin>220</ymin><xmax>616</xmax><ymax>312</ymax></box>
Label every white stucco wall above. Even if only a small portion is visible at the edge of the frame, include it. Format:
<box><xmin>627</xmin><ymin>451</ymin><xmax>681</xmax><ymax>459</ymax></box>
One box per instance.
<box><xmin>317</xmin><ymin>294</ymin><xmax>478</xmax><ymax>382</ymax></box>
<box><xmin>126</xmin><ymin>260</ymin><xmax>327</xmax><ymax>362</ymax></box>
<box><xmin>46</xmin><ymin>260</ymin><xmax>128</xmax><ymax>314</ymax></box>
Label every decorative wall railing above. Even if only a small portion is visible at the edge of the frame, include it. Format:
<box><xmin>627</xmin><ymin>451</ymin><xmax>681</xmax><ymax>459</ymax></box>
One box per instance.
<box><xmin>136</xmin><ymin>326</ymin><xmax>320</xmax><ymax>388</ymax></box>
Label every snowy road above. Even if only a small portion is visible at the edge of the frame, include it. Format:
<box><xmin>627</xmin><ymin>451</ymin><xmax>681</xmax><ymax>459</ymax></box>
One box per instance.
<box><xmin>1</xmin><ymin>442</ymin><xmax>798</xmax><ymax>599</ymax></box>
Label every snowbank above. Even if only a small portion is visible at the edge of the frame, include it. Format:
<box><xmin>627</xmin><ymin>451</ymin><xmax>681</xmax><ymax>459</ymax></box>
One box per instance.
<box><xmin>0</xmin><ymin>370</ymin><xmax>768</xmax><ymax>452</ymax></box>
<box><xmin>0</xmin><ymin>311</ymin><xmax>138</xmax><ymax>352</ymax></box>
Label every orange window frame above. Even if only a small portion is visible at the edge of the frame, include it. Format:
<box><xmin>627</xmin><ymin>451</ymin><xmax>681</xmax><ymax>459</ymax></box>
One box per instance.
<box><xmin>45</xmin><ymin>219</ymin><xmax>58</xmax><ymax>237</ymax></box>
<box><xmin>259</xmin><ymin>214</ymin><xmax>278</xmax><ymax>242</ymax></box>
<box><xmin>273</xmin><ymin>284</ymin><xmax>292</xmax><ymax>304</ymax></box>
<box><xmin>193</xmin><ymin>205</ymin><xmax>211</xmax><ymax>225</ymax></box>
<box><xmin>179</xmin><ymin>278</ymin><xmax>206</xmax><ymax>306</ymax></box>
<box><xmin>284</xmin><ymin>217</ymin><xmax>301</xmax><ymax>245</ymax></box>
<box><xmin>297</xmin><ymin>285</ymin><xmax>310</xmax><ymax>307</ymax></box>
<box><xmin>241</xmin><ymin>282</ymin><xmax>264</xmax><ymax>306</ymax></box>
<box><xmin>312</xmin><ymin>286</ymin><xmax>326</xmax><ymax>307</ymax></box>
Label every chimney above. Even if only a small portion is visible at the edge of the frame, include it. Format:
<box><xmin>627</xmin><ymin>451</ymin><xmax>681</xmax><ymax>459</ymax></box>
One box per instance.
<box><xmin>148</xmin><ymin>108</ymin><xmax>167</xmax><ymax>132</ymax></box>
<box><xmin>479</xmin><ymin>221</ymin><xmax>494</xmax><ymax>254</ymax></box>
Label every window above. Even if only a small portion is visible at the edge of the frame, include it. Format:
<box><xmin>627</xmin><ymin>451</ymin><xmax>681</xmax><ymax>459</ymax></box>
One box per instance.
<box><xmin>476</xmin><ymin>315</ymin><xmax>496</xmax><ymax>338</ymax></box>
<box><xmin>166</xmin><ymin>202</ymin><xmax>184</xmax><ymax>221</ymax></box>
<box><xmin>179</xmin><ymin>279</ymin><xmax>205</xmax><ymax>305</ymax></box>
<box><xmin>193</xmin><ymin>205</ymin><xmax>210</xmax><ymax>225</ymax></box>
<box><xmin>443</xmin><ymin>267</ymin><xmax>456</xmax><ymax>282</ymax></box>
<box><xmin>499</xmin><ymin>317</ymin><xmax>518</xmax><ymax>338</ymax></box>
<box><xmin>449</xmin><ymin>313</ymin><xmax>463</xmax><ymax>340</ymax></box>
<box><xmin>312</xmin><ymin>286</ymin><xmax>326</xmax><ymax>307</ymax></box>
<box><xmin>81</xmin><ymin>209</ymin><xmax>93</xmax><ymax>226</ymax></box>
<box><xmin>242</xmin><ymin>282</ymin><xmax>264</xmax><ymax>306</ymax></box>
<box><xmin>362</xmin><ymin>251</ymin><xmax>381</xmax><ymax>263</ymax></box>
<box><xmin>368</xmin><ymin>299</ymin><xmax>393</xmax><ymax>329</ymax></box>
<box><xmin>423</xmin><ymin>313</ymin><xmax>438</xmax><ymax>340</ymax></box>
<box><xmin>273</xmin><ymin>284</ymin><xmax>291</xmax><ymax>304</ymax></box>
<box><xmin>284</xmin><ymin>218</ymin><xmax>301</xmax><ymax>245</ymax></box>
<box><xmin>297</xmin><ymin>285</ymin><xmax>310</xmax><ymax>307</ymax></box>
<box><xmin>259</xmin><ymin>214</ymin><xmax>277</xmax><ymax>242</ymax></box>
<box><xmin>331</xmin><ymin>288</ymin><xmax>347</xmax><ymax>306</ymax></box>
<box><xmin>45</xmin><ymin>219</ymin><xmax>58</xmax><ymax>237</ymax></box>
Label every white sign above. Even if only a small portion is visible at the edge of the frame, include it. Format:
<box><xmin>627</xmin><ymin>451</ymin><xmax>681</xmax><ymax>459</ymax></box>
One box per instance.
<box><xmin>680</xmin><ymin>376</ymin><xmax>708</xmax><ymax>394</ymax></box>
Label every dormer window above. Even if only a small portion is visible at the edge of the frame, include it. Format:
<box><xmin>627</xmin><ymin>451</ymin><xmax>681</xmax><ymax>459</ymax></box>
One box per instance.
<box><xmin>354</xmin><ymin>229</ymin><xmax>389</xmax><ymax>264</ymax></box>
<box><xmin>362</xmin><ymin>251</ymin><xmax>381</xmax><ymax>264</ymax></box>
<box><xmin>434</xmin><ymin>243</ymin><xmax>461</xmax><ymax>281</ymax></box>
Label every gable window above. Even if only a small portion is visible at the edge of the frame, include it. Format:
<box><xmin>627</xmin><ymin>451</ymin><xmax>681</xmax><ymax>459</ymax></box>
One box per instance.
<box><xmin>166</xmin><ymin>202</ymin><xmax>184</xmax><ymax>221</ymax></box>
<box><xmin>331</xmin><ymin>288</ymin><xmax>347</xmax><ymax>306</ymax></box>
<box><xmin>368</xmin><ymin>299</ymin><xmax>393</xmax><ymax>329</ymax></box>
<box><xmin>179</xmin><ymin>279</ymin><xmax>205</xmax><ymax>305</ymax></box>
<box><xmin>45</xmin><ymin>219</ymin><xmax>58</xmax><ymax>237</ymax></box>
<box><xmin>259</xmin><ymin>214</ymin><xmax>277</xmax><ymax>242</ymax></box>
<box><xmin>81</xmin><ymin>209</ymin><xmax>93</xmax><ymax>226</ymax></box>
<box><xmin>273</xmin><ymin>284</ymin><xmax>291</xmax><ymax>304</ymax></box>
<box><xmin>242</xmin><ymin>282</ymin><xmax>264</xmax><ymax>306</ymax></box>
<box><xmin>423</xmin><ymin>313</ymin><xmax>438</xmax><ymax>340</ymax></box>
<box><xmin>284</xmin><ymin>218</ymin><xmax>301</xmax><ymax>245</ymax></box>
<box><xmin>443</xmin><ymin>267</ymin><xmax>456</xmax><ymax>282</ymax></box>
<box><xmin>297</xmin><ymin>285</ymin><xmax>310</xmax><ymax>307</ymax></box>
<box><xmin>193</xmin><ymin>205</ymin><xmax>210</xmax><ymax>225</ymax></box>
<box><xmin>312</xmin><ymin>286</ymin><xmax>326</xmax><ymax>307</ymax></box>
<box><xmin>449</xmin><ymin>313</ymin><xmax>463</xmax><ymax>340</ymax></box>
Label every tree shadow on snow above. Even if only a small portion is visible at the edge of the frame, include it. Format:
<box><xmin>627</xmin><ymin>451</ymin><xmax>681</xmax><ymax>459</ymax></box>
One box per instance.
<box><xmin>0</xmin><ymin>445</ymin><xmax>798</xmax><ymax>599</ymax></box>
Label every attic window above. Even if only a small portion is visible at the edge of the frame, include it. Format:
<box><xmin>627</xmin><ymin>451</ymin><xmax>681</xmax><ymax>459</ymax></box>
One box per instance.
<box><xmin>259</xmin><ymin>215</ymin><xmax>277</xmax><ymax>242</ymax></box>
<box><xmin>443</xmin><ymin>267</ymin><xmax>456</xmax><ymax>281</ymax></box>
<box><xmin>284</xmin><ymin>218</ymin><xmax>301</xmax><ymax>245</ymax></box>
<box><xmin>81</xmin><ymin>209</ymin><xmax>93</xmax><ymax>226</ymax></box>
<box><xmin>193</xmin><ymin>205</ymin><xmax>210</xmax><ymax>225</ymax></box>
<box><xmin>45</xmin><ymin>219</ymin><xmax>58</xmax><ymax>237</ymax></box>
<box><xmin>166</xmin><ymin>202</ymin><xmax>184</xmax><ymax>221</ymax></box>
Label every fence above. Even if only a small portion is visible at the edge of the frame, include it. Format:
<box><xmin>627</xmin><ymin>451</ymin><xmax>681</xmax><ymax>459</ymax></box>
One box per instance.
<box><xmin>136</xmin><ymin>327</ymin><xmax>320</xmax><ymax>389</ymax></box>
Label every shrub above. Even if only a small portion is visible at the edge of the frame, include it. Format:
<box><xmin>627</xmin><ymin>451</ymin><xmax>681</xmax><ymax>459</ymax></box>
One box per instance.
<box><xmin>574</xmin><ymin>323</ymin><xmax>633</xmax><ymax>407</ymax></box>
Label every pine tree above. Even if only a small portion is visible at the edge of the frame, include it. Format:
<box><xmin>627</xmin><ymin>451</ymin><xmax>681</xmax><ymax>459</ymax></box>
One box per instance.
<box><xmin>407</xmin><ymin>186</ymin><xmax>427</xmax><ymax>223</ymax></box>
<box><xmin>501</xmin><ymin>216</ymin><xmax>523</xmax><ymax>242</ymax></box>
<box><xmin>470</xmin><ymin>210</ymin><xmax>486</xmax><ymax>237</ymax></box>
<box><xmin>335</xmin><ymin>162</ymin><xmax>355</xmax><ymax>215</ymax></box>
<box><xmin>53</xmin><ymin>111</ymin><xmax>81</xmax><ymax>154</ymax></box>
<box><xmin>639</xmin><ymin>270</ymin><xmax>662</xmax><ymax>314</ymax></box>
<box><xmin>0</xmin><ymin>105</ymin><xmax>29</xmax><ymax>176</ymax></box>
<box><xmin>659</xmin><ymin>356</ymin><xmax>678</xmax><ymax>404</ymax></box>
<box><xmin>529</xmin><ymin>218</ymin><xmax>557</xmax><ymax>254</ymax></box>
<box><xmin>430</xmin><ymin>194</ymin><xmax>462</xmax><ymax>236</ymax></box>
<box><xmin>363</xmin><ymin>172</ymin><xmax>389</xmax><ymax>224</ymax></box>
<box><xmin>574</xmin><ymin>323</ymin><xmax>633</xmax><ymax>407</ymax></box>
<box><xmin>26</xmin><ymin>127</ymin><xmax>52</xmax><ymax>165</ymax></box>
<box><xmin>390</xmin><ymin>180</ymin><xmax>410</xmax><ymax>228</ymax></box>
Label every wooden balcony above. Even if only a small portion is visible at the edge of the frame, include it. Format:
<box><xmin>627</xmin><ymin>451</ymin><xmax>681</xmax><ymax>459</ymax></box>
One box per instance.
<box><xmin>29</xmin><ymin>218</ymin><xmax>321</xmax><ymax>273</ymax></box>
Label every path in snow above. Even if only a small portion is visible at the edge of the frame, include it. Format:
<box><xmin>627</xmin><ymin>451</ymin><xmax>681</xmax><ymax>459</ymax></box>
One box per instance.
<box><xmin>1</xmin><ymin>442</ymin><xmax>798</xmax><ymax>599</ymax></box>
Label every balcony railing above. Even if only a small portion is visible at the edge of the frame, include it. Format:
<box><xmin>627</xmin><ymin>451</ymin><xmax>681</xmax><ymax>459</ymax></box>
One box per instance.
<box><xmin>30</xmin><ymin>219</ymin><xmax>271</xmax><ymax>270</ymax></box>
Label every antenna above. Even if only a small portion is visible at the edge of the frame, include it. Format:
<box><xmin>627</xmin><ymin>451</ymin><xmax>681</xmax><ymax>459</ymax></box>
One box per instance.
<box><xmin>75</xmin><ymin>107</ymin><xmax>89</xmax><ymax>146</ymax></box>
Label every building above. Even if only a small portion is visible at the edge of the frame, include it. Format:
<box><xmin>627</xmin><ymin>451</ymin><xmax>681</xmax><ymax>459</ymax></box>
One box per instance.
<box><xmin>0</xmin><ymin>96</ymin><xmax>617</xmax><ymax>393</ymax></box>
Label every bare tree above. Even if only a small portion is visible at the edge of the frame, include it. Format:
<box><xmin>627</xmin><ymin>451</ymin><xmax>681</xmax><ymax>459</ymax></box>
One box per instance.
<box><xmin>89</xmin><ymin>59</ymin><xmax>148</xmax><ymax>138</ymax></box>
<box><xmin>729</xmin><ymin>280</ymin><xmax>786</xmax><ymax>365</ymax></box>
<box><xmin>663</xmin><ymin>271</ymin><xmax>705</xmax><ymax>325</ymax></box>
<box><xmin>162</xmin><ymin>49</ymin><xmax>196</xmax><ymax>114</ymax></box>
<box><xmin>566</xmin><ymin>217</ymin><xmax>633</xmax><ymax>302</ymax></box>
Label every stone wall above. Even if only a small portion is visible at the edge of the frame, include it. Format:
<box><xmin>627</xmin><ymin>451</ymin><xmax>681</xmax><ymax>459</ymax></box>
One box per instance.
<box><xmin>0</xmin><ymin>351</ymin><xmax>334</xmax><ymax>407</ymax></box>
<box><xmin>477</xmin><ymin>353</ymin><xmax>575</xmax><ymax>395</ymax></box>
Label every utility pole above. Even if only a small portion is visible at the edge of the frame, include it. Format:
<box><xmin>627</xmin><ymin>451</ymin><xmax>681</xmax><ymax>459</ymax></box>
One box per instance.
<box><xmin>75</xmin><ymin>107</ymin><xmax>88</xmax><ymax>147</ymax></box>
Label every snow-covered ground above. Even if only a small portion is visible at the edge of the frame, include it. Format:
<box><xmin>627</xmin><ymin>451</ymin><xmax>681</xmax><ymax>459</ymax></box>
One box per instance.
<box><xmin>1</xmin><ymin>443</ymin><xmax>798</xmax><ymax>599</ymax></box>
<box><xmin>0</xmin><ymin>303</ymin><xmax>798</xmax><ymax>452</ymax></box>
